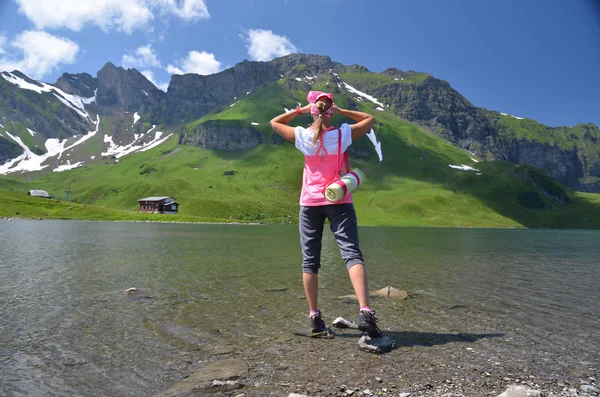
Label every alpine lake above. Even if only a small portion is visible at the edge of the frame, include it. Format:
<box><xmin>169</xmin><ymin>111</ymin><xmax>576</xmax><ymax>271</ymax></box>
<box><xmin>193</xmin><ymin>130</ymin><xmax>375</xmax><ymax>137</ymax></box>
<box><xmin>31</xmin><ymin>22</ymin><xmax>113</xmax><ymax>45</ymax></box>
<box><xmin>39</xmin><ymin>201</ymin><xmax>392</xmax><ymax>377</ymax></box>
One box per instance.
<box><xmin>1</xmin><ymin>220</ymin><xmax>598</xmax><ymax>396</ymax></box>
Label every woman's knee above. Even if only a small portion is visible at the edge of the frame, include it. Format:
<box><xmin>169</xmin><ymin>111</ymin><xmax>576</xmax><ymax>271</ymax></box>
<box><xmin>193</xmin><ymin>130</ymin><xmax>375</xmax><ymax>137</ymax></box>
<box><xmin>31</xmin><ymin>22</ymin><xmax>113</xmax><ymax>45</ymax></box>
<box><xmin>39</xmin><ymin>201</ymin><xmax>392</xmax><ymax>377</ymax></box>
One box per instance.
<box><xmin>345</xmin><ymin>257</ymin><xmax>364</xmax><ymax>270</ymax></box>
<box><xmin>302</xmin><ymin>262</ymin><xmax>320</xmax><ymax>274</ymax></box>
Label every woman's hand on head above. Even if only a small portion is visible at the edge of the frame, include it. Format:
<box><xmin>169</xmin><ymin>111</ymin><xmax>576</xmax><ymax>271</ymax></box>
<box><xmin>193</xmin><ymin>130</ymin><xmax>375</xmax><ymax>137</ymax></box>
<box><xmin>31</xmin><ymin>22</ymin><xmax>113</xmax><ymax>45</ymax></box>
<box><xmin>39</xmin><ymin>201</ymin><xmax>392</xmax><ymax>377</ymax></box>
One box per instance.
<box><xmin>300</xmin><ymin>104</ymin><xmax>312</xmax><ymax>114</ymax></box>
<box><xmin>333</xmin><ymin>104</ymin><xmax>343</xmax><ymax>114</ymax></box>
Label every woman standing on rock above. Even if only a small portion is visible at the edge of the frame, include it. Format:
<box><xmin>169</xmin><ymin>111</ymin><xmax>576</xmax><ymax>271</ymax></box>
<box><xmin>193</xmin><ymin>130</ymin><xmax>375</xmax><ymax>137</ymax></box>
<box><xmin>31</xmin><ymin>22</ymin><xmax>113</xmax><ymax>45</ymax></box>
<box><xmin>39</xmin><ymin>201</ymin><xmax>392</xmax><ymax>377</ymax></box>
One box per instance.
<box><xmin>270</xmin><ymin>91</ymin><xmax>383</xmax><ymax>338</ymax></box>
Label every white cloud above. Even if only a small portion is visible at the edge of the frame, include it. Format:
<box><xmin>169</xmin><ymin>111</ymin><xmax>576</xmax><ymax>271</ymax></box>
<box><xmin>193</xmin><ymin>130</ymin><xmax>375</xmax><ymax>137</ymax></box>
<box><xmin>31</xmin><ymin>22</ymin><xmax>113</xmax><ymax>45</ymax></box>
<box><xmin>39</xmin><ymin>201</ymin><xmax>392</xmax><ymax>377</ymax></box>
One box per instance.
<box><xmin>166</xmin><ymin>50</ymin><xmax>221</xmax><ymax>75</ymax></box>
<box><xmin>141</xmin><ymin>70</ymin><xmax>169</xmax><ymax>92</ymax></box>
<box><xmin>166</xmin><ymin>64</ymin><xmax>184</xmax><ymax>75</ymax></box>
<box><xmin>15</xmin><ymin>0</ymin><xmax>153</xmax><ymax>34</ymax></box>
<box><xmin>163</xmin><ymin>0</ymin><xmax>209</xmax><ymax>21</ymax></box>
<box><xmin>15</xmin><ymin>0</ymin><xmax>209</xmax><ymax>34</ymax></box>
<box><xmin>0</xmin><ymin>31</ymin><xmax>79</xmax><ymax>79</ymax></box>
<box><xmin>241</xmin><ymin>29</ymin><xmax>298</xmax><ymax>62</ymax></box>
<box><xmin>122</xmin><ymin>45</ymin><xmax>161</xmax><ymax>69</ymax></box>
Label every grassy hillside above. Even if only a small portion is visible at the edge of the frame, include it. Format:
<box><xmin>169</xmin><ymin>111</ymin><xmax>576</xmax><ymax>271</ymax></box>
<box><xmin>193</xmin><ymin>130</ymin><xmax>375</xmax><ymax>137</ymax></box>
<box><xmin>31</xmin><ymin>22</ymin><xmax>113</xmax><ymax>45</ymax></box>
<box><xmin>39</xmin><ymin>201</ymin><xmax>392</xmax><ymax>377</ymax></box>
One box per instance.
<box><xmin>2</xmin><ymin>77</ymin><xmax>600</xmax><ymax>228</ymax></box>
<box><xmin>0</xmin><ymin>187</ymin><xmax>231</xmax><ymax>223</ymax></box>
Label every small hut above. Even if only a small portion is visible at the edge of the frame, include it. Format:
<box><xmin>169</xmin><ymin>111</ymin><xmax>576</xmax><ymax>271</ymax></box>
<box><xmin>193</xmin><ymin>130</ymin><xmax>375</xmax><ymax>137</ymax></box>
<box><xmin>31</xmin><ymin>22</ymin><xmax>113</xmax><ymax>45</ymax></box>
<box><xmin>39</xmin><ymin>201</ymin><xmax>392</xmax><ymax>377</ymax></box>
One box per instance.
<box><xmin>138</xmin><ymin>196</ymin><xmax>179</xmax><ymax>214</ymax></box>
<box><xmin>28</xmin><ymin>190</ymin><xmax>53</xmax><ymax>198</ymax></box>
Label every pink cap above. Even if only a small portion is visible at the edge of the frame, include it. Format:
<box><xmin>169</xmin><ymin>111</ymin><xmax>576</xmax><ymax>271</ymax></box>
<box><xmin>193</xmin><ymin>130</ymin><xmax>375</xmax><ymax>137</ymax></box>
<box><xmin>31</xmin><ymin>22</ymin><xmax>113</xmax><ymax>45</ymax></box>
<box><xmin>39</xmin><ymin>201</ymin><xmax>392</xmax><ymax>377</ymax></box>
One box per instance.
<box><xmin>307</xmin><ymin>91</ymin><xmax>333</xmax><ymax>103</ymax></box>
<box><xmin>307</xmin><ymin>91</ymin><xmax>334</xmax><ymax>118</ymax></box>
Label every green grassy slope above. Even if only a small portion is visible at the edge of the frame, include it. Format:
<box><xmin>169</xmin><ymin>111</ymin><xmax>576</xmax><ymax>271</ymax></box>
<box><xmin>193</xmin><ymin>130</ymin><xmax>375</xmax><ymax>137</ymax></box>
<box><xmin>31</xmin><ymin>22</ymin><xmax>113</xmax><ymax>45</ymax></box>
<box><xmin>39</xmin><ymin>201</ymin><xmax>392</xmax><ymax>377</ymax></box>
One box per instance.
<box><xmin>0</xmin><ymin>188</ymin><xmax>227</xmax><ymax>222</ymax></box>
<box><xmin>2</xmin><ymin>77</ymin><xmax>600</xmax><ymax>228</ymax></box>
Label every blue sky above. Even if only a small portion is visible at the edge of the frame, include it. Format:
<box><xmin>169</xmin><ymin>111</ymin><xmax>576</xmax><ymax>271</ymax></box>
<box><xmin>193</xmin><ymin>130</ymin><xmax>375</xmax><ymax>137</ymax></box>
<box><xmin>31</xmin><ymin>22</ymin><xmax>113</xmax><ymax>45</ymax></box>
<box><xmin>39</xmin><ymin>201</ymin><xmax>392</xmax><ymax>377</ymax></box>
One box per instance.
<box><xmin>0</xmin><ymin>0</ymin><xmax>598</xmax><ymax>128</ymax></box>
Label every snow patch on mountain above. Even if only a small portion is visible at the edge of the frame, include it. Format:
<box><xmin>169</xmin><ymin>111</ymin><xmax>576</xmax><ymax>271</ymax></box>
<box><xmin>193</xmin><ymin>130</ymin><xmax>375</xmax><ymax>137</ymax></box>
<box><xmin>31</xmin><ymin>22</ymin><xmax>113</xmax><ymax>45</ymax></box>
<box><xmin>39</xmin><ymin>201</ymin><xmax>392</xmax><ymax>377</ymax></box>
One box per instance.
<box><xmin>449</xmin><ymin>164</ymin><xmax>480</xmax><ymax>172</ymax></box>
<box><xmin>102</xmin><ymin>125</ymin><xmax>170</xmax><ymax>159</ymax></box>
<box><xmin>1</xmin><ymin>71</ymin><xmax>95</xmax><ymax>121</ymax></box>
<box><xmin>62</xmin><ymin>115</ymin><xmax>100</xmax><ymax>155</ymax></box>
<box><xmin>54</xmin><ymin>160</ymin><xmax>83</xmax><ymax>172</ymax></box>
<box><xmin>366</xmin><ymin>129</ymin><xmax>383</xmax><ymax>161</ymax></box>
<box><xmin>329</xmin><ymin>71</ymin><xmax>385</xmax><ymax>108</ymax></box>
<box><xmin>0</xmin><ymin>115</ymin><xmax>100</xmax><ymax>175</ymax></box>
<box><xmin>342</xmin><ymin>82</ymin><xmax>384</xmax><ymax>107</ymax></box>
<box><xmin>0</xmin><ymin>130</ymin><xmax>63</xmax><ymax>174</ymax></box>
<box><xmin>500</xmin><ymin>112</ymin><xmax>524</xmax><ymax>120</ymax></box>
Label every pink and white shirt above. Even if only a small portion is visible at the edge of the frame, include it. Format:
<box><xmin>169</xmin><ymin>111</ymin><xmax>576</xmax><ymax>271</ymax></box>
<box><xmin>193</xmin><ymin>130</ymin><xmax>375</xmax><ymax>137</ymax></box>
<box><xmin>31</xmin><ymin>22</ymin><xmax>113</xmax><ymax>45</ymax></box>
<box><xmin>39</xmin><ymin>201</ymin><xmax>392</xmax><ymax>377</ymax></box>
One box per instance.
<box><xmin>294</xmin><ymin>123</ymin><xmax>353</xmax><ymax>206</ymax></box>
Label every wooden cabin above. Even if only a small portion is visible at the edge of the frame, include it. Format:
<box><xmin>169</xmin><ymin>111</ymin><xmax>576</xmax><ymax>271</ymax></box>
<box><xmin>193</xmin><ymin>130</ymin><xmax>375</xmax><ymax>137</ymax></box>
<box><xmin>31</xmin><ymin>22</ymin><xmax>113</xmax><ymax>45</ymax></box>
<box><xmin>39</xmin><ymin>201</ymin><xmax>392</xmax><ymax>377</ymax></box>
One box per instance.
<box><xmin>138</xmin><ymin>196</ymin><xmax>179</xmax><ymax>214</ymax></box>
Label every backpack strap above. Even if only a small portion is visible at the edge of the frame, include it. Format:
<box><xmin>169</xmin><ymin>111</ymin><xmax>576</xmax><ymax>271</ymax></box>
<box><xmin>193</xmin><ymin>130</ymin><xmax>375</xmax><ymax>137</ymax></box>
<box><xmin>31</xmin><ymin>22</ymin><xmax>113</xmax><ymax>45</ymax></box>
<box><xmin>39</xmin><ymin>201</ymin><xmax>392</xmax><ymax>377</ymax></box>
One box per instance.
<box><xmin>337</xmin><ymin>128</ymin><xmax>350</xmax><ymax>175</ymax></box>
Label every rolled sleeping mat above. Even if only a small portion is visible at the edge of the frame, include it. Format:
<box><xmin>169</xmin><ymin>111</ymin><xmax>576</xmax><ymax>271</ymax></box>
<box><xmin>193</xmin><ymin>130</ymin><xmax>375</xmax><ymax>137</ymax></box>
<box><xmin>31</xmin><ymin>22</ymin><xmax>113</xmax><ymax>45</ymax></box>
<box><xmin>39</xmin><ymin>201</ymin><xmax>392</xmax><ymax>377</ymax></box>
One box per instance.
<box><xmin>325</xmin><ymin>169</ymin><xmax>366</xmax><ymax>202</ymax></box>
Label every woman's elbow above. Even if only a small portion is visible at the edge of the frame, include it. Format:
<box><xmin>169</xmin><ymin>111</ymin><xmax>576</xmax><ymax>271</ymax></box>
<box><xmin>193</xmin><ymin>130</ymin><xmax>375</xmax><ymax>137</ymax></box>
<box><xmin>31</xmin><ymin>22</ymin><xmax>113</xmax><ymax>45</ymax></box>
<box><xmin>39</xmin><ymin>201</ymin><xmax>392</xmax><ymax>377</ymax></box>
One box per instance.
<box><xmin>269</xmin><ymin>120</ymin><xmax>278</xmax><ymax>132</ymax></box>
<box><xmin>366</xmin><ymin>116</ymin><xmax>375</xmax><ymax>129</ymax></box>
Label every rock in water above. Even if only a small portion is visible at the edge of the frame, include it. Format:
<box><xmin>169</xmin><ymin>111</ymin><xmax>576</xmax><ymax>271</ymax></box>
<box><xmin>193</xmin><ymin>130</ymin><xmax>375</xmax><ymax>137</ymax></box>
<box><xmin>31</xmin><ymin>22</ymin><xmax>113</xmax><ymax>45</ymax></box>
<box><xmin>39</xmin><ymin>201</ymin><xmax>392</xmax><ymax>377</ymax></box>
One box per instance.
<box><xmin>338</xmin><ymin>286</ymin><xmax>408</xmax><ymax>301</ymax></box>
<box><xmin>371</xmin><ymin>286</ymin><xmax>408</xmax><ymax>300</ymax></box>
<box><xmin>358</xmin><ymin>335</ymin><xmax>395</xmax><ymax>353</ymax></box>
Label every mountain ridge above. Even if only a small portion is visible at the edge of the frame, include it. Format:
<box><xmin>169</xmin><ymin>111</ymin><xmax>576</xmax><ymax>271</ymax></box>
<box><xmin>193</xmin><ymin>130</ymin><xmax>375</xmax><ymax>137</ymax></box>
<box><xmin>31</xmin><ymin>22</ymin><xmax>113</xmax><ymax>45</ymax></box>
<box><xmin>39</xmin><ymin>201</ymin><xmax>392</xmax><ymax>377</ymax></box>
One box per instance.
<box><xmin>1</xmin><ymin>53</ymin><xmax>600</xmax><ymax>228</ymax></box>
<box><xmin>1</xmin><ymin>53</ymin><xmax>599</xmax><ymax>192</ymax></box>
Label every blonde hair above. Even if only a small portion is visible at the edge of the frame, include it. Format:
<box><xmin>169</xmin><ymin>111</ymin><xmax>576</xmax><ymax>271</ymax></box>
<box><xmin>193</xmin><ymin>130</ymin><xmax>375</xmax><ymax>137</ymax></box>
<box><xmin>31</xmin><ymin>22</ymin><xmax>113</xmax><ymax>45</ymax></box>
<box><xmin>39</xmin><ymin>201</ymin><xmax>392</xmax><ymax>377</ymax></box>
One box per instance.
<box><xmin>310</xmin><ymin>100</ymin><xmax>330</xmax><ymax>145</ymax></box>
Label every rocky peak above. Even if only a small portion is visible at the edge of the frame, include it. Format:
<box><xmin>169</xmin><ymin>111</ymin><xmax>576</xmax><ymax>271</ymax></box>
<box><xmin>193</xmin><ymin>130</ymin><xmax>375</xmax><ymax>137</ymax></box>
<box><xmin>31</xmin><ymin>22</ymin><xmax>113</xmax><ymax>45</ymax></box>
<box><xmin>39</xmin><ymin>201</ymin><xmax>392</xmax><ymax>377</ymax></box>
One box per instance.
<box><xmin>54</xmin><ymin>72</ymin><xmax>97</xmax><ymax>98</ymax></box>
<box><xmin>96</xmin><ymin>62</ymin><xmax>164</xmax><ymax>115</ymax></box>
<box><xmin>270</xmin><ymin>53</ymin><xmax>339</xmax><ymax>74</ymax></box>
<box><xmin>380</xmin><ymin>68</ymin><xmax>432</xmax><ymax>81</ymax></box>
<box><xmin>162</xmin><ymin>53</ymin><xmax>341</xmax><ymax>124</ymax></box>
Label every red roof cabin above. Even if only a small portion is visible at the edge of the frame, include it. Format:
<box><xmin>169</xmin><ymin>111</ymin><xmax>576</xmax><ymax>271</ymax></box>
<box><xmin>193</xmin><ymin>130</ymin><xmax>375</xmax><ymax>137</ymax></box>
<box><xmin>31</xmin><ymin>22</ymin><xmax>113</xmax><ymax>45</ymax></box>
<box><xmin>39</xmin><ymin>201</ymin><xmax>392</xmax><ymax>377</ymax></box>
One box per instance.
<box><xmin>138</xmin><ymin>196</ymin><xmax>179</xmax><ymax>214</ymax></box>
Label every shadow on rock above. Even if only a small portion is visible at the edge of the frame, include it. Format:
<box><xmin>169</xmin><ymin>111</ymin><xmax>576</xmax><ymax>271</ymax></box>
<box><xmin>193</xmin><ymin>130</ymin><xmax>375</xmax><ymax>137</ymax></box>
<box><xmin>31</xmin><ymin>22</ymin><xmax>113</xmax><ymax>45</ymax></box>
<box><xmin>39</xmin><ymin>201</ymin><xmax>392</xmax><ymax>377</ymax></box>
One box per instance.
<box><xmin>336</xmin><ymin>330</ymin><xmax>503</xmax><ymax>349</ymax></box>
<box><xmin>386</xmin><ymin>330</ymin><xmax>503</xmax><ymax>348</ymax></box>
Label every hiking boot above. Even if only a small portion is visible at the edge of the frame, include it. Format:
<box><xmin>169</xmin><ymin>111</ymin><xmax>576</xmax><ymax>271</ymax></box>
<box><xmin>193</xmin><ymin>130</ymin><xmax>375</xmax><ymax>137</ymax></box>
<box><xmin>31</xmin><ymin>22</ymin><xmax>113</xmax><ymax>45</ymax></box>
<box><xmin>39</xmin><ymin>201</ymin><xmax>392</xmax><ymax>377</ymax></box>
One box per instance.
<box><xmin>310</xmin><ymin>310</ymin><xmax>330</xmax><ymax>335</ymax></box>
<box><xmin>358</xmin><ymin>310</ymin><xmax>384</xmax><ymax>338</ymax></box>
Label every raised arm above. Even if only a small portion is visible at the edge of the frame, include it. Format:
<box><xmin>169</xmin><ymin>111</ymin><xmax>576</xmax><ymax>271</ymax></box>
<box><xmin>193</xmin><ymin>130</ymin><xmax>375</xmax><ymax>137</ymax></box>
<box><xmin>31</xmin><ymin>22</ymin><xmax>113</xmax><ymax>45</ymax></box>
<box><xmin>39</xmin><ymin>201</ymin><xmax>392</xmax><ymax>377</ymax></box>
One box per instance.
<box><xmin>333</xmin><ymin>105</ymin><xmax>375</xmax><ymax>140</ymax></box>
<box><xmin>270</xmin><ymin>105</ymin><xmax>312</xmax><ymax>143</ymax></box>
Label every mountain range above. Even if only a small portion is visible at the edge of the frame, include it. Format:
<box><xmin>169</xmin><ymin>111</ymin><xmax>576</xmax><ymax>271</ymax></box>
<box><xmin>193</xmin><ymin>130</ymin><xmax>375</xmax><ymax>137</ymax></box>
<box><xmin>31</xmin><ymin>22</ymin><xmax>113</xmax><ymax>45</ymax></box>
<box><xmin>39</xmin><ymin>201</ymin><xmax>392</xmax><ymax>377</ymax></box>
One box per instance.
<box><xmin>1</xmin><ymin>54</ymin><xmax>599</xmax><ymax>228</ymax></box>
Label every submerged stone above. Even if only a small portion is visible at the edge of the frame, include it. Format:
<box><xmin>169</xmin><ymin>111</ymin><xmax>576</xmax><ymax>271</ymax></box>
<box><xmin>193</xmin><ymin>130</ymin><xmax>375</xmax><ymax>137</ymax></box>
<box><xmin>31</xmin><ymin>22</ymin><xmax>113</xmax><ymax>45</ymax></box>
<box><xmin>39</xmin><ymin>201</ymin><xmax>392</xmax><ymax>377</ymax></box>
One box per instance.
<box><xmin>338</xmin><ymin>286</ymin><xmax>408</xmax><ymax>300</ymax></box>
<box><xmin>371</xmin><ymin>286</ymin><xmax>408</xmax><ymax>299</ymax></box>
<box><xmin>155</xmin><ymin>359</ymin><xmax>248</xmax><ymax>397</ymax></box>
<box><xmin>265</xmin><ymin>287</ymin><xmax>288</xmax><ymax>292</ymax></box>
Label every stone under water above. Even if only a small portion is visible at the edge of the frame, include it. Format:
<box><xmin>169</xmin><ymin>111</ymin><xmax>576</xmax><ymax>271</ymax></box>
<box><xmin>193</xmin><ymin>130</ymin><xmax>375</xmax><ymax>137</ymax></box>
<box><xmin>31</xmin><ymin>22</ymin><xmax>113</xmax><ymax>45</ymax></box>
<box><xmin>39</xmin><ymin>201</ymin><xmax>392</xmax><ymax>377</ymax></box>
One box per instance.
<box><xmin>338</xmin><ymin>286</ymin><xmax>408</xmax><ymax>301</ymax></box>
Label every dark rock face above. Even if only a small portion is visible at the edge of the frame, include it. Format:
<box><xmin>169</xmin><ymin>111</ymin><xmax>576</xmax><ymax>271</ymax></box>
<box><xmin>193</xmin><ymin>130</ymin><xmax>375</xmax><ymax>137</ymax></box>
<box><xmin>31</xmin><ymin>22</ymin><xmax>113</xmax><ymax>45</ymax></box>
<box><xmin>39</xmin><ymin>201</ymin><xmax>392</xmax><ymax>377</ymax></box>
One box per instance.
<box><xmin>96</xmin><ymin>63</ymin><xmax>164</xmax><ymax>115</ymax></box>
<box><xmin>179</xmin><ymin>121</ymin><xmax>282</xmax><ymax>151</ymax></box>
<box><xmin>502</xmin><ymin>141</ymin><xmax>584</xmax><ymax>188</ymax></box>
<box><xmin>0</xmin><ymin>136</ymin><xmax>22</xmax><ymax>164</ymax></box>
<box><xmin>590</xmin><ymin>162</ymin><xmax>600</xmax><ymax>177</ymax></box>
<box><xmin>577</xmin><ymin>179</ymin><xmax>600</xmax><ymax>192</ymax></box>
<box><xmin>54</xmin><ymin>73</ymin><xmax>97</xmax><ymax>98</ymax></box>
